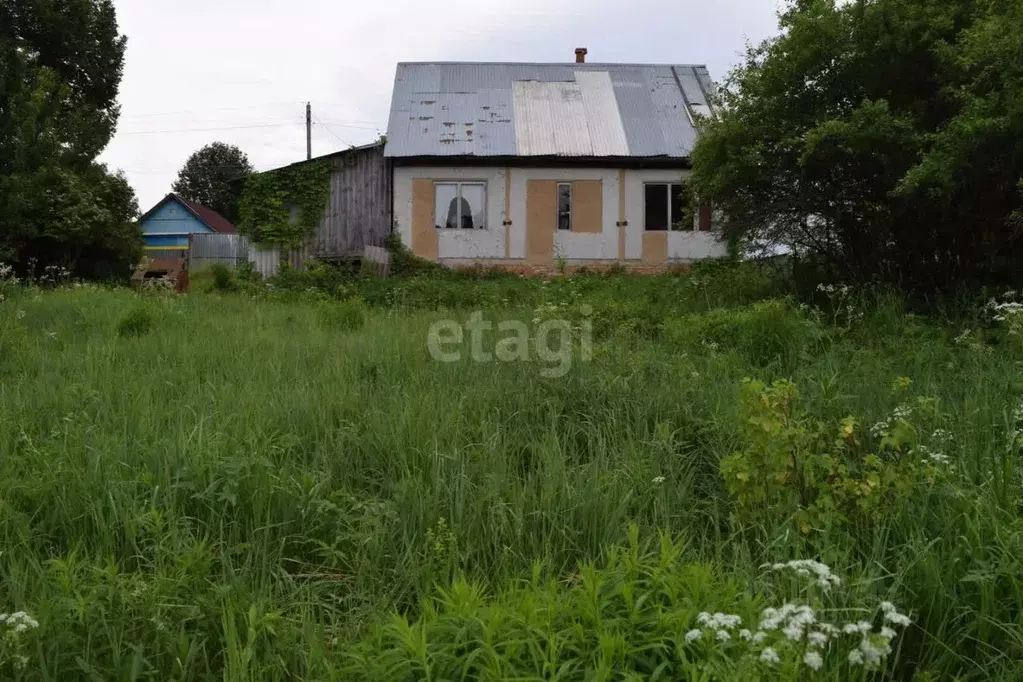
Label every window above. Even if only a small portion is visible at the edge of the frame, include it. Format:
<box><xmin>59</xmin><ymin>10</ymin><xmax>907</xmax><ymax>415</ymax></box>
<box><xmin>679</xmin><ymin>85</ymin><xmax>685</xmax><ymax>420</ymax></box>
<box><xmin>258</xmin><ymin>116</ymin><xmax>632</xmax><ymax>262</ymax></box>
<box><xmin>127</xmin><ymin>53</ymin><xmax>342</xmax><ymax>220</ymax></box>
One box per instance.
<box><xmin>644</xmin><ymin>183</ymin><xmax>692</xmax><ymax>231</ymax></box>
<box><xmin>435</xmin><ymin>182</ymin><xmax>486</xmax><ymax>229</ymax></box>
<box><xmin>557</xmin><ymin>183</ymin><xmax>572</xmax><ymax>231</ymax></box>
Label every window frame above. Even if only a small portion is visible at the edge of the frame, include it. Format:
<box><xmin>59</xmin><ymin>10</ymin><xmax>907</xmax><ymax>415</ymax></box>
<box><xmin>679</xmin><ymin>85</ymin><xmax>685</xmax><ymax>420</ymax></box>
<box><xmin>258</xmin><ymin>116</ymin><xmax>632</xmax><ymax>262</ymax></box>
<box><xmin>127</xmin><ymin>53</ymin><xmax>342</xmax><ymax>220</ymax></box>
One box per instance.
<box><xmin>434</xmin><ymin>181</ymin><xmax>488</xmax><ymax>230</ymax></box>
<box><xmin>557</xmin><ymin>182</ymin><xmax>572</xmax><ymax>231</ymax></box>
<box><xmin>643</xmin><ymin>182</ymin><xmax>692</xmax><ymax>232</ymax></box>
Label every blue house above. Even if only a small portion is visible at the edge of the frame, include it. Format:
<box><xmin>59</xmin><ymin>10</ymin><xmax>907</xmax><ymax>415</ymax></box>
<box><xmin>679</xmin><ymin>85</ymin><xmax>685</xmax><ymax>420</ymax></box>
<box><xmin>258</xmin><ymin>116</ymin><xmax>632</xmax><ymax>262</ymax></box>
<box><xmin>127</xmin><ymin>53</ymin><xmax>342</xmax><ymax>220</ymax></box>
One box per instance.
<box><xmin>139</xmin><ymin>193</ymin><xmax>236</xmax><ymax>259</ymax></box>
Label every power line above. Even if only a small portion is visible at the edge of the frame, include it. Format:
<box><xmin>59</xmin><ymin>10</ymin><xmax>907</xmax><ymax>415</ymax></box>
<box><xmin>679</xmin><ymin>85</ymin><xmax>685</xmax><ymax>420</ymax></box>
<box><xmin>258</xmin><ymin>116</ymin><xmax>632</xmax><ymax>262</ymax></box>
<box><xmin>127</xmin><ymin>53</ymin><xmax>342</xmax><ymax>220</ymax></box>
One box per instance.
<box><xmin>119</xmin><ymin>102</ymin><xmax>382</xmax><ymax>125</ymax></box>
<box><xmin>117</xmin><ymin>122</ymin><xmax>301</xmax><ymax>136</ymax></box>
<box><xmin>118</xmin><ymin>102</ymin><xmax>308</xmax><ymax>120</ymax></box>
<box><xmin>312</xmin><ymin>113</ymin><xmax>352</xmax><ymax>147</ymax></box>
<box><xmin>317</xmin><ymin>120</ymin><xmax>381</xmax><ymax>130</ymax></box>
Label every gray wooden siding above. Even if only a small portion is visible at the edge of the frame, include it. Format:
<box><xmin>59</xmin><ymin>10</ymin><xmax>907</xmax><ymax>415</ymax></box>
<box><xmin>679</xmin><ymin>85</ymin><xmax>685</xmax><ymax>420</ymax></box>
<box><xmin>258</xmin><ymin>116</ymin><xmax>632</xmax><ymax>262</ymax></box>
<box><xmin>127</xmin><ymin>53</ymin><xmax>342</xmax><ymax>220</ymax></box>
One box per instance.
<box><xmin>310</xmin><ymin>144</ymin><xmax>391</xmax><ymax>259</ymax></box>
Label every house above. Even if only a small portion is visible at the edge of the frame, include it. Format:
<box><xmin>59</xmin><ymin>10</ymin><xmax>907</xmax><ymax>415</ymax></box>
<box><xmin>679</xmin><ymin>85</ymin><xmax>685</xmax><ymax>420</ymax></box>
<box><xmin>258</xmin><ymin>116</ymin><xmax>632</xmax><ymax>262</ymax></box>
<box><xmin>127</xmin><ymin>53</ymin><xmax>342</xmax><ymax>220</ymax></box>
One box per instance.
<box><xmin>140</xmin><ymin>193</ymin><xmax>236</xmax><ymax>260</ymax></box>
<box><xmin>383</xmin><ymin>49</ymin><xmax>725</xmax><ymax>272</ymax></box>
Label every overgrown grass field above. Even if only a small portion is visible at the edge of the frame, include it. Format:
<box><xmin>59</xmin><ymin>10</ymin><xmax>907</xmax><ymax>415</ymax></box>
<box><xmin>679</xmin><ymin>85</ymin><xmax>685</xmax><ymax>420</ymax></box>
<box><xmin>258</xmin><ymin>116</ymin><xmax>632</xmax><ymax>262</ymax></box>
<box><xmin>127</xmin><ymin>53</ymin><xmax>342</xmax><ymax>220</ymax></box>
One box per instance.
<box><xmin>0</xmin><ymin>265</ymin><xmax>1020</xmax><ymax>680</ymax></box>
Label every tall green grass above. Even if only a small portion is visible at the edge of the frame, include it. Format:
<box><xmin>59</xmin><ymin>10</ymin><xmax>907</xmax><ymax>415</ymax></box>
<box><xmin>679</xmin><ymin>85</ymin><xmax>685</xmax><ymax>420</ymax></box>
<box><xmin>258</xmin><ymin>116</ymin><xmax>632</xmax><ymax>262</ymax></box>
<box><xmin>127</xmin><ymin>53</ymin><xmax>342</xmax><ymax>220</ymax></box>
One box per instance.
<box><xmin>0</xmin><ymin>268</ymin><xmax>1019</xmax><ymax>680</ymax></box>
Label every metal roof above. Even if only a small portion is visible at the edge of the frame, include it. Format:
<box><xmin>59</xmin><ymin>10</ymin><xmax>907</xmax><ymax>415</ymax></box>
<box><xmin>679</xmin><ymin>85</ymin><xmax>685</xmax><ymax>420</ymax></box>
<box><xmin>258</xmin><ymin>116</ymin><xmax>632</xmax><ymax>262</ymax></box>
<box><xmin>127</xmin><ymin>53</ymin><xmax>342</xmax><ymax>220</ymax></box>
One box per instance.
<box><xmin>384</xmin><ymin>62</ymin><xmax>715</xmax><ymax>160</ymax></box>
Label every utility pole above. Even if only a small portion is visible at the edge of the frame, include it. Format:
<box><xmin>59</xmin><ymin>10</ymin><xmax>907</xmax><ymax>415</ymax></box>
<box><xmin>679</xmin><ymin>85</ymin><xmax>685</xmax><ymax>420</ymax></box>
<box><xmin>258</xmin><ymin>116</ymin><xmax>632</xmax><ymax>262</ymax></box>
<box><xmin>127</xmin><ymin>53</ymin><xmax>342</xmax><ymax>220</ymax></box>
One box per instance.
<box><xmin>305</xmin><ymin>102</ymin><xmax>312</xmax><ymax>160</ymax></box>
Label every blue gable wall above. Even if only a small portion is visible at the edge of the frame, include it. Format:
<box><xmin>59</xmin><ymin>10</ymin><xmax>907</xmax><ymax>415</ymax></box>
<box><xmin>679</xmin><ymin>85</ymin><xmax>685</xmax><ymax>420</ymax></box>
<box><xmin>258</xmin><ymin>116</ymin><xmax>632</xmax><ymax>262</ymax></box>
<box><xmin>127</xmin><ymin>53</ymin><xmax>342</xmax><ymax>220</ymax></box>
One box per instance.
<box><xmin>141</xmin><ymin>197</ymin><xmax>212</xmax><ymax>250</ymax></box>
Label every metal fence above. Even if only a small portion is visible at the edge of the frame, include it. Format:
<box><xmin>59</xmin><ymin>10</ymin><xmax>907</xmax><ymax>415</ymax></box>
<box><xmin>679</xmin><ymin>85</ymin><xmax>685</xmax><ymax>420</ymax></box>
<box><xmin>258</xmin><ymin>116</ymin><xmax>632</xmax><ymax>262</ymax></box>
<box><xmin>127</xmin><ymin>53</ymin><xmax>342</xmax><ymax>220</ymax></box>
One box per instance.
<box><xmin>189</xmin><ymin>233</ymin><xmax>249</xmax><ymax>269</ymax></box>
<box><xmin>188</xmin><ymin>234</ymin><xmax>310</xmax><ymax>279</ymax></box>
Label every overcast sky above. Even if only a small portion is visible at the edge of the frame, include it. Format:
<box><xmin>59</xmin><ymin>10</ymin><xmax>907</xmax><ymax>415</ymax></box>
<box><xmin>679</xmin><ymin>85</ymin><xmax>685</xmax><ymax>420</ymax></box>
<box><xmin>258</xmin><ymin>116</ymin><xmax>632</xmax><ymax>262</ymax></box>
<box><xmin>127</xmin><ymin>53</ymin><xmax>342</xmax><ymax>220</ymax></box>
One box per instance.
<box><xmin>99</xmin><ymin>0</ymin><xmax>782</xmax><ymax>211</ymax></box>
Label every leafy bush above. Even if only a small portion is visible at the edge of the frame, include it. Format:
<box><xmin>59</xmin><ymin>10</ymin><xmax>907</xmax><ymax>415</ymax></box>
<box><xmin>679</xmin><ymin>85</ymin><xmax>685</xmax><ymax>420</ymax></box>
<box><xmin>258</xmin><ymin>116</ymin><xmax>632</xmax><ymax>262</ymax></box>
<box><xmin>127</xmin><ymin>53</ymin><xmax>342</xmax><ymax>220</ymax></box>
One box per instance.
<box><xmin>384</xmin><ymin>232</ymin><xmax>442</xmax><ymax>277</ymax></box>
<box><xmin>317</xmin><ymin>297</ymin><xmax>367</xmax><ymax>331</ymax></box>
<box><xmin>343</xmin><ymin>528</ymin><xmax>911</xmax><ymax>680</ymax></box>
<box><xmin>664</xmin><ymin>299</ymin><xmax>822</xmax><ymax>367</ymax></box>
<box><xmin>209</xmin><ymin>263</ymin><xmax>237</xmax><ymax>292</ymax></box>
<box><xmin>721</xmin><ymin>378</ymin><xmax>952</xmax><ymax>536</ymax></box>
<box><xmin>116</xmin><ymin>305</ymin><xmax>154</xmax><ymax>338</ymax></box>
<box><xmin>271</xmin><ymin>260</ymin><xmax>358</xmax><ymax>297</ymax></box>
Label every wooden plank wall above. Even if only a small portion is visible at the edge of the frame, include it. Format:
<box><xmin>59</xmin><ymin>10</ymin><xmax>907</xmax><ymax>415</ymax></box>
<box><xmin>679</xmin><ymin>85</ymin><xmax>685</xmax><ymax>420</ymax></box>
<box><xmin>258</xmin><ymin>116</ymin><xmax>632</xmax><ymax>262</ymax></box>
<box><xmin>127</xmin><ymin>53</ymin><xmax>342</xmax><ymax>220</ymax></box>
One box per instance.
<box><xmin>311</xmin><ymin>144</ymin><xmax>391</xmax><ymax>259</ymax></box>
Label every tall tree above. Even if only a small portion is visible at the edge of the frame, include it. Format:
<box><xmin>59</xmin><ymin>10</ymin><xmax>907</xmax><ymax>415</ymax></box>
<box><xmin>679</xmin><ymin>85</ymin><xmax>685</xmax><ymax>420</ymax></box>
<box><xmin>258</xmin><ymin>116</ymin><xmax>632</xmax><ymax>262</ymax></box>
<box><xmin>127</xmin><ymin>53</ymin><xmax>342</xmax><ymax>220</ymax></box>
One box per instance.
<box><xmin>172</xmin><ymin>142</ymin><xmax>253</xmax><ymax>223</ymax></box>
<box><xmin>0</xmin><ymin>0</ymin><xmax>141</xmax><ymax>275</ymax></box>
<box><xmin>689</xmin><ymin>0</ymin><xmax>1023</xmax><ymax>290</ymax></box>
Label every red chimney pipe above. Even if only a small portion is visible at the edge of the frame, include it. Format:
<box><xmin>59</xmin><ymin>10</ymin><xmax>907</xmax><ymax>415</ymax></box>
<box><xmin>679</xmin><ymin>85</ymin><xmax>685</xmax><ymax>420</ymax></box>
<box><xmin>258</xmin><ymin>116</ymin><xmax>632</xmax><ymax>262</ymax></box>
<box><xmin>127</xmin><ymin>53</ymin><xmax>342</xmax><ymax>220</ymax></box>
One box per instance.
<box><xmin>575</xmin><ymin>47</ymin><xmax>588</xmax><ymax>64</ymax></box>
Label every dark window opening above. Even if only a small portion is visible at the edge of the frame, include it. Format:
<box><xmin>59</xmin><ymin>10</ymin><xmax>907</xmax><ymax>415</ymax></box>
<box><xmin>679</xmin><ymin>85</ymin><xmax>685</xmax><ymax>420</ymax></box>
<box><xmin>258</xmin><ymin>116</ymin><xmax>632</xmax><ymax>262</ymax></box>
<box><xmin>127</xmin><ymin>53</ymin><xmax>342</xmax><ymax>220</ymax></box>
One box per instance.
<box><xmin>644</xmin><ymin>184</ymin><xmax>669</xmax><ymax>231</ymax></box>
<box><xmin>670</xmin><ymin>183</ymin><xmax>690</xmax><ymax>231</ymax></box>
<box><xmin>646</xmin><ymin>182</ymin><xmax>696</xmax><ymax>231</ymax></box>
<box><xmin>557</xmin><ymin>183</ymin><xmax>572</xmax><ymax>231</ymax></box>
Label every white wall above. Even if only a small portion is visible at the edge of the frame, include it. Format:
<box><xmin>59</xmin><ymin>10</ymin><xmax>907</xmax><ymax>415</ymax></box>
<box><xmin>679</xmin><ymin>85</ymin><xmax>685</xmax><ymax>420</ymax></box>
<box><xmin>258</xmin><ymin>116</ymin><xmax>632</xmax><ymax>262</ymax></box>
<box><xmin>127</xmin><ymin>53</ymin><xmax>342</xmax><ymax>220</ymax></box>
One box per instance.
<box><xmin>508</xmin><ymin>167</ymin><xmax>620</xmax><ymax>261</ymax></box>
<box><xmin>393</xmin><ymin>165</ymin><xmax>726</xmax><ymax>263</ymax></box>
<box><xmin>392</xmin><ymin>166</ymin><xmax>508</xmax><ymax>260</ymax></box>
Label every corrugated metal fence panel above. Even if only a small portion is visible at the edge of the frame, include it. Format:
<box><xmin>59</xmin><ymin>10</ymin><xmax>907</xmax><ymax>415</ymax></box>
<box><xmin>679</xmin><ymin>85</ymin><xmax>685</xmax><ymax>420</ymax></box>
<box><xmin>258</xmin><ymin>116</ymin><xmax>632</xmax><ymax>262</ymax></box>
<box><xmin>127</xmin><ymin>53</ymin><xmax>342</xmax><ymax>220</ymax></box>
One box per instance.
<box><xmin>248</xmin><ymin>247</ymin><xmax>281</xmax><ymax>278</ymax></box>
<box><xmin>189</xmin><ymin>233</ymin><xmax>249</xmax><ymax>267</ymax></box>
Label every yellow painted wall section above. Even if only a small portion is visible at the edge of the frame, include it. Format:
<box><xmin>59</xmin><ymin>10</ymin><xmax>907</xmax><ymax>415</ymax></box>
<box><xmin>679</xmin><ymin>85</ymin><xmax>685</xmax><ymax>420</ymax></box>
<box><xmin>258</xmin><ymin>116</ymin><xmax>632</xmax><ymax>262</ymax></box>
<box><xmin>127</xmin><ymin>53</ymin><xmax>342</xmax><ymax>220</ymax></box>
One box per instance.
<box><xmin>526</xmin><ymin>180</ymin><xmax>556</xmax><ymax>265</ymax></box>
<box><xmin>571</xmin><ymin>180</ymin><xmax>603</xmax><ymax>234</ymax></box>
<box><xmin>411</xmin><ymin>178</ymin><xmax>438</xmax><ymax>261</ymax></box>
<box><xmin>642</xmin><ymin>231</ymin><xmax>668</xmax><ymax>266</ymax></box>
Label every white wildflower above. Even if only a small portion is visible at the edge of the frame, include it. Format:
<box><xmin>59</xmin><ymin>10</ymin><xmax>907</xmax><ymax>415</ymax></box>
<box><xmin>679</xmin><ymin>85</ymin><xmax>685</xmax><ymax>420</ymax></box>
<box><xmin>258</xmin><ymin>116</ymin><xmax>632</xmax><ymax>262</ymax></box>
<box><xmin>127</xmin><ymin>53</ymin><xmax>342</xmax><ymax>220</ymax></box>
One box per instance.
<box><xmin>848</xmin><ymin>649</ymin><xmax>865</xmax><ymax>665</ymax></box>
<box><xmin>652</xmin><ymin>475</ymin><xmax>666</xmax><ymax>485</ymax></box>
<box><xmin>807</xmin><ymin>630</ymin><xmax>829</xmax><ymax>647</ymax></box>
<box><xmin>879</xmin><ymin>601</ymin><xmax>896</xmax><ymax>613</ymax></box>
<box><xmin>716</xmin><ymin>629</ymin><xmax>730</xmax><ymax>642</ymax></box>
<box><xmin>738</xmin><ymin>629</ymin><xmax>752</xmax><ymax>641</ymax></box>
<box><xmin>804</xmin><ymin>651</ymin><xmax>824</xmax><ymax>671</ymax></box>
<box><xmin>893</xmin><ymin>404</ymin><xmax>913</xmax><ymax>420</ymax></box>
<box><xmin>884</xmin><ymin>611</ymin><xmax>912</xmax><ymax>627</ymax></box>
<box><xmin>783</xmin><ymin>623</ymin><xmax>804</xmax><ymax>641</ymax></box>
<box><xmin>859</xmin><ymin>637</ymin><xmax>887</xmax><ymax>667</ymax></box>
<box><xmin>767</xmin><ymin>560</ymin><xmax>842</xmax><ymax>590</ymax></box>
<box><xmin>880</xmin><ymin>626</ymin><xmax>897</xmax><ymax>640</ymax></box>
<box><xmin>685</xmin><ymin>629</ymin><xmax>703</xmax><ymax>643</ymax></box>
<box><xmin>760</xmin><ymin>647</ymin><xmax>780</xmax><ymax>665</ymax></box>
<box><xmin>697</xmin><ymin>612</ymin><xmax>742</xmax><ymax>629</ymax></box>
<box><xmin>791</xmin><ymin>605</ymin><xmax>817</xmax><ymax>626</ymax></box>
<box><xmin>752</xmin><ymin>631</ymin><xmax>767</xmax><ymax>644</ymax></box>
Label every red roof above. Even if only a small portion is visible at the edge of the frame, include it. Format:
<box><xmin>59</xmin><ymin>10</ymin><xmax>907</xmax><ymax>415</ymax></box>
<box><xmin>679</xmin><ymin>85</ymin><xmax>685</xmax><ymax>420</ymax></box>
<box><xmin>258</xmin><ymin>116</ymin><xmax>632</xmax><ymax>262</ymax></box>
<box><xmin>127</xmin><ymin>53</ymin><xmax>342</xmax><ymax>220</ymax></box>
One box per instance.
<box><xmin>175</xmin><ymin>195</ymin><xmax>236</xmax><ymax>234</ymax></box>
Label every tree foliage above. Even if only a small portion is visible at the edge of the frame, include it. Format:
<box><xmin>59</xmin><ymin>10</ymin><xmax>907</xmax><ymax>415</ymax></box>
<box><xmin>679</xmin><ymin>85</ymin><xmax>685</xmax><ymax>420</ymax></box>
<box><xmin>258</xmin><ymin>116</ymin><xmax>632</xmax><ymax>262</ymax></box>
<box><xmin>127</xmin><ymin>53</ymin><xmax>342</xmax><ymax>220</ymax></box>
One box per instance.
<box><xmin>0</xmin><ymin>0</ymin><xmax>141</xmax><ymax>277</ymax></box>
<box><xmin>172</xmin><ymin>142</ymin><xmax>253</xmax><ymax>223</ymax></box>
<box><xmin>690</xmin><ymin>0</ymin><xmax>1023</xmax><ymax>290</ymax></box>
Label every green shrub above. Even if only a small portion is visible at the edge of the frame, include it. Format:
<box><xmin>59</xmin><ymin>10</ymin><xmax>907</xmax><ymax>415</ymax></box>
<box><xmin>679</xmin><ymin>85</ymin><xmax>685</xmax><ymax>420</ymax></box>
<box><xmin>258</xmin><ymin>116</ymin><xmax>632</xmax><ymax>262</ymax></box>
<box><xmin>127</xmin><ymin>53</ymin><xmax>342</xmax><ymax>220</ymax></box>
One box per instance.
<box><xmin>384</xmin><ymin>232</ymin><xmax>442</xmax><ymax>276</ymax></box>
<box><xmin>317</xmin><ymin>297</ymin><xmax>367</xmax><ymax>331</ymax></box>
<box><xmin>209</xmin><ymin>263</ymin><xmax>237</xmax><ymax>292</ymax></box>
<box><xmin>235</xmin><ymin>260</ymin><xmax>261</xmax><ymax>284</ymax></box>
<box><xmin>116</xmin><ymin>305</ymin><xmax>154</xmax><ymax>338</ymax></box>
<box><xmin>721</xmin><ymin>378</ymin><xmax>952</xmax><ymax>536</ymax></box>
<box><xmin>272</xmin><ymin>260</ymin><xmax>358</xmax><ymax>294</ymax></box>
<box><xmin>343</xmin><ymin>528</ymin><xmax>912</xmax><ymax>680</ymax></box>
<box><xmin>664</xmin><ymin>299</ymin><xmax>822</xmax><ymax>367</ymax></box>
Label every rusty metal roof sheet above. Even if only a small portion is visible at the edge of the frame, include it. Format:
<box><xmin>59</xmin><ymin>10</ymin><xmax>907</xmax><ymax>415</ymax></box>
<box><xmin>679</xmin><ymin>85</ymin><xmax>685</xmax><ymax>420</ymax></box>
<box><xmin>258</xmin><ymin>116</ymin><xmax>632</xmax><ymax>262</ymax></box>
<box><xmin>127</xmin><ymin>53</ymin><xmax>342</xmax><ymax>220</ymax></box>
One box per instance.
<box><xmin>384</xmin><ymin>62</ymin><xmax>715</xmax><ymax>160</ymax></box>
